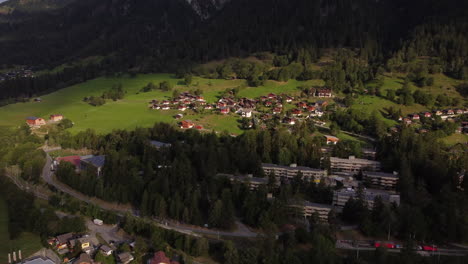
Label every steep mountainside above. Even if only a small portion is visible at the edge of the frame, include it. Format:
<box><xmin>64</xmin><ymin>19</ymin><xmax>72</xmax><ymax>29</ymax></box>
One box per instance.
<box><xmin>0</xmin><ymin>0</ymin><xmax>466</xmax><ymax>69</ymax></box>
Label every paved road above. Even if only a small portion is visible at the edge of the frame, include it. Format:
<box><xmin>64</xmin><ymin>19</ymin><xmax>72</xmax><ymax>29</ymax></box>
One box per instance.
<box><xmin>41</xmin><ymin>152</ymin><xmax>259</xmax><ymax>239</ymax></box>
<box><xmin>315</xmin><ymin>124</ymin><xmax>376</xmax><ymax>142</ymax></box>
<box><xmin>336</xmin><ymin>240</ymin><xmax>468</xmax><ymax>257</ymax></box>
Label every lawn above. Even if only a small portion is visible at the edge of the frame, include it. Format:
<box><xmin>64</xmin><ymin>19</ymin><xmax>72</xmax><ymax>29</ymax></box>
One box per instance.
<box><xmin>440</xmin><ymin>133</ymin><xmax>468</xmax><ymax>146</ymax></box>
<box><xmin>0</xmin><ymin>74</ymin><xmax>314</xmax><ymax>134</ymax></box>
<box><xmin>0</xmin><ymin>198</ymin><xmax>42</xmax><ymax>263</ymax></box>
<box><xmin>378</xmin><ymin>73</ymin><xmax>465</xmax><ymax>105</ymax></box>
<box><xmin>351</xmin><ymin>95</ymin><xmax>426</xmax><ymax>126</ymax></box>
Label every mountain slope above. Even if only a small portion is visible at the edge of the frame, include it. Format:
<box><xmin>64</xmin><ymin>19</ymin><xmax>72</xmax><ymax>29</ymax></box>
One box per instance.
<box><xmin>0</xmin><ymin>0</ymin><xmax>467</xmax><ymax>69</ymax></box>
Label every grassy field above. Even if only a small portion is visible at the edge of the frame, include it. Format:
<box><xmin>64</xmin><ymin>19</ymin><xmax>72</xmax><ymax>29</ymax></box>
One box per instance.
<box><xmin>0</xmin><ymin>74</ymin><xmax>318</xmax><ymax>134</ymax></box>
<box><xmin>378</xmin><ymin>73</ymin><xmax>465</xmax><ymax>103</ymax></box>
<box><xmin>0</xmin><ymin>198</ymin><xmax>42</xmax><ymax>264</ymax></box>
<box><xmin>440</xmin><ymin>133</ymin><xmax>468</xmax><ymax>146</ymax></box>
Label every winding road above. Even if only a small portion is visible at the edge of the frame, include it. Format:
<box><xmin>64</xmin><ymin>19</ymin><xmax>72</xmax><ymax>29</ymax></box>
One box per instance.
<box><xmin>41</xmin><ymin>151</ymin><xmax>258</xmax><ymax>238</ymax></box>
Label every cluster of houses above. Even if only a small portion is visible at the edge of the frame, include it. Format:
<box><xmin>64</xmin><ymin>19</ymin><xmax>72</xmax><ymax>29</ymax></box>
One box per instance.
<box><xmin>0</xmin><ymin>68</ymin><xmax>34</xmax><ymax>82</ymax></box>
<box><xmin>26</xmin><ymin>114</ymin><xmax>64</xmax><ymax>127</ymax></box>
<box><xmin>220</xmin><ymin>154</ymin><xmax>400</xmax><ymax>222</ymax></box>
<box><xmin>47</xmin><ymin>232</ymin><xmax>136</xmax><ymax>264</ymax></box>
<box><xmin>48</xmin><ymin>233</ymin><xmax>95</xmax><ymax>256</ymax></box>
<box><xmin>148</xmin><ymin>92</ymin><xmax>207</xmax><ymax>111</ymax></box>
<box><xmin>400</xmin><ymin>109</ymin><xmax>468</xmax><ymax>125</ymax></box>
<box><xmin>52</xmin><ymin>155</ymin><xmax>105</xmax><ymax>177</ymax></box>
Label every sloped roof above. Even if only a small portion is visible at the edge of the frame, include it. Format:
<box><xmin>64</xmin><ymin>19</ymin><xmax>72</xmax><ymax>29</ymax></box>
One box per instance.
<box><xmin>81</xmin><ymin>155</ymin><xmax>105</xmax><ymax>168</ymax></box>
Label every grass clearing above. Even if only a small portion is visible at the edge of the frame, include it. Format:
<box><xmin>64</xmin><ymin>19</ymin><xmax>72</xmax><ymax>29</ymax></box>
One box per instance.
<box><xmin>0</xmin><ymin>74</ymin><xmax>313</xmax><ymax>134</ymax></box>
<box><xmin>440</xmin><ymin>133</ymin><xmax>468</xmax><ymax>146</ymax></box>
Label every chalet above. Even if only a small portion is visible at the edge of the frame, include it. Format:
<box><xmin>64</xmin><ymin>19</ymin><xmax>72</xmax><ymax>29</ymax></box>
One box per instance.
<box><xmin>151</xmin><ymin>105</ymin><xmax>161</xmax><ymax>110</ymax></box>
<box><xmin>423</xmin><ymin>112</ymin><xmax>432</xmax><ymax>118</ymax></box>
<box><xmin>403</xmin><ymin>118</ymin><xmax>412</xmax><ymax>125</ymax></box>
<box><xmin>446</xmin><ymin>109</ymin><xmax>455</xmax><ymax>115</ymax></box>
<box><xmin>264</xmin><ymin>101</ymin><xmax>273</xmax><ymax>107</ymax></box>
<box><xmin>78</xmin><ymin>237</ymin><xmax>92</xmax><ymax>254</ymax></box>
<box><xmin>100</xmin><ymin>245</ymin><xmax>113</xmax><ymax>256</ymax></box>
<box><xmin>217</xmin><ymin>102</ymin><xmax>227</xmax><ymax>108</ymax></box>
<box><xmin>174</xmin><ymin>114</ymin><xmax>183</xmax><ymax>120</ymax></box>
<box><xmin>434</xmin><ymin>110</ymin><xmax>443</xmax><ymax>116</ymax></box>
<box><xmin>314</xmin><ymin>88</ymin><xmax>332</xmax><ymax>97</ymax></box>
<box><xmin>117</xmin><ymin>253</ymin><xmax>134</xmax><ymax>264</ymax></box>
<box><xmin>161</xmin><ymin>105</ymin><xmax>170</xmax><ymax>110</ymax></box>
<box><xmin>241</xmin><ymin>110</ymin><xmax>252</xmax><ymax>118</ymax></box>
<box><xmin>316</xmin><ymin>100</ymin><xmax>328</xmax><ymax>108</ymax></box>
<box><xmin>297</xmin><ymin>102</ymin><xmax>307</xmax><ymax>109</ymax></box>
<box><xmin>55</xmin><ymin>233</ymin><xmax>73</xmax><ymax>251</ymax></box>
<box><xmin>26</xmin><ymin>117</ymin><xmax>46</xmax><ymax>127</ymax></box>
<box><xmin>150</xmin><ymin>251</ymin><xmax>180</xmax><ymax>264</ymax></box>
<box><xmin>50</xmin><ymin>114</ymin><xmax>64</xmax><ymax>122</ymax></box>
<box><xmin>260</xmin><ymin>96</ymin><xmax>268</xmax><ymax>101</ymax></box>
<box><xmin>180</xmin><ymin>120</ymin><xmax>194</xmax><ymax>129</ymax></box>
<box><xmin>177</xmin><ymin>105</ymin><xmax>186</xmax><ymax>111</ymax></box>
<box><xmin>204</xmin><ymin>105</ymin><xmax>213</xmax><ymax>110</ymax></box>
<box><xmin>324</xmin><ymin>135</ymin><xmax>339</xmax><ymax>145</ymax></box>
<box><xmin>161</xmin><ymin>100</ymin><xmax>170</xmax><ymax>105</ymax></box>
<box><xmin>74</xmin><ymin>253</ymin><xmax>93</xmax><ymax>264</ymax></box>
<box><xmin>196</xmin><ymin>96</ymin><xmax>205</xmax><ymax>102</ymax></box>
<box><xmin>285</xmin><ymin>96</ymin><xmax>294</xmax><ymax>103</ymax></box>
<box><xmin>267</xmin><ymin>93</ymin><xmax>277</xmax><ymax>99</ymax></box>
<box><xmin>307</xmin><ymin>106</ymin><xmax>316</xmax><ymax>112</ymax></box>
<box><xmin>410</xmin><ymin>114</ymin><xmax>420</xmax><ymax>120</ymax></box>
<box><xmin>220</xmin><ymin>108</ymin><xmax>230</xmax><ymax>114</ymax></box>
<box><xmin>80</xmin><ymin>155</ymin><xmax>105</xmax><ymax>177</ymax></box>
<box><xmin>291</xmin><ymin>109</ymin><xmax>302</xmax><ymax>116</ymax></box>
<box><xmin>272</xmin><ymin>107</ymin><xmax>282</xmax><ymax>115</ymax></box>
<box><xmin>284</xmin><ymin>117</ymin><xmax>296</xmax><ymax>125</ymax></box>
<box><xmin>456</xmin><ymin>109</ymin><xmax>464</xmax><ymax>115</ymax></box>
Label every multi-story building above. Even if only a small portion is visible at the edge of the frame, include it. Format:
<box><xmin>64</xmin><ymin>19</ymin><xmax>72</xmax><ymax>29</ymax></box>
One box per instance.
<box><xmin>329</xmin><ymin>156</ymin><xmax>381</xmax><ymax>172</ymax></box>
<box><xmin>217</xmin><ymin>173</ymin><xmax>269</xmax><ymax>190</ymax></box>
<box><xmin>262</xmin><ymin>163</ymin><xmax>327</xmax><ymax>183</ymax></box>
<box><xmin>363</xmin><ymin>171</ymin><xmax>399</xmax><ymax>190</ymax></box>
<box><xmin>289</xmin><ymin>201</ymin><xmax>333</xmax><ymax>221</ymax></box>
<box><xmin>332</xmin><ymin>188</ymin><xmax>400</xmax><ymax>208</ymax></box>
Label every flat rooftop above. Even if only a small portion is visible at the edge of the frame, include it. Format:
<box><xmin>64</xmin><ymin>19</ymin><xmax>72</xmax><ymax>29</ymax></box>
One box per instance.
<box><xmin>262</xmin><ymin>163</ymin><xmax>325</xmax><ymax>172</ymax></box>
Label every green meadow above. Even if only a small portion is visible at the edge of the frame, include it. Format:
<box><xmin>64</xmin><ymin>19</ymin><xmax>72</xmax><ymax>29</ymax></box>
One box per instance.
<box><xmin>0</xmin><ymin>74</ymin><xmax>320</xmax><ymax>134</ymax></box>
<box><xmin>0</xmin><ymin>198</ymin><xmax>42</xmax><ymax>264</ymax></box>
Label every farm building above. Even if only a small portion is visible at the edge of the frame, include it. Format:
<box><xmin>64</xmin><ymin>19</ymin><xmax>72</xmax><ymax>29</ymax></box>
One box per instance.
<box><xmin>26</xmin><ymin>117</ymin><xmax>46</xmax><ymax>126</ymax></box>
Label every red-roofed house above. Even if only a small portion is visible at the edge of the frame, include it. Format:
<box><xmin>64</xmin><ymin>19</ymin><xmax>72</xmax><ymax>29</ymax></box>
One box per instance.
<box><xmin>291</xmin><ymin>109</ymin><xmax>302</xmax><ymax>116</ymax></box>
<box><xmin>180</xmin><ymin>120</ymin><xmax>194</xmax><ymax>129</ymax></box>
<box><xmin>423</xmin><ymin>112</ymin><xmax>431</xmax><ymax>118</ymax></box>
<box><xmin>314</xmin><ymin>88</ymin><xmax>332</xmax><ymax>97</ymax></box>
<box><xmin>150</xmin><ymin>251</ymin><xmax>179</xmax><ymax>264</ymax></box>
<box><xmin>56</xmin><ymin>156</ymin><xmax>82</xmax><ymax>168</ymax></box>
<box><xmin>267</xmin><ymin>93</ymin><xmax>276</xmax><ymax>99</ymax></box>
<box><xmin>50</xmin><ymin>114</ymin><xmax>64</xmax><ymax>122</ymax></box>
<box><xmin>26</xmin><ymin>117</ymin><xmax>46</xmax><ymax>126</ymax></box>
<box><xmin>220</xmin><ymin>108</ymin><xmax>230</xmax><ymax>114</ymax></box>
<box><xmin>324</xmin><ymin>135</ymin><xmax>340</xmax><ymax>145</ymax></box>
